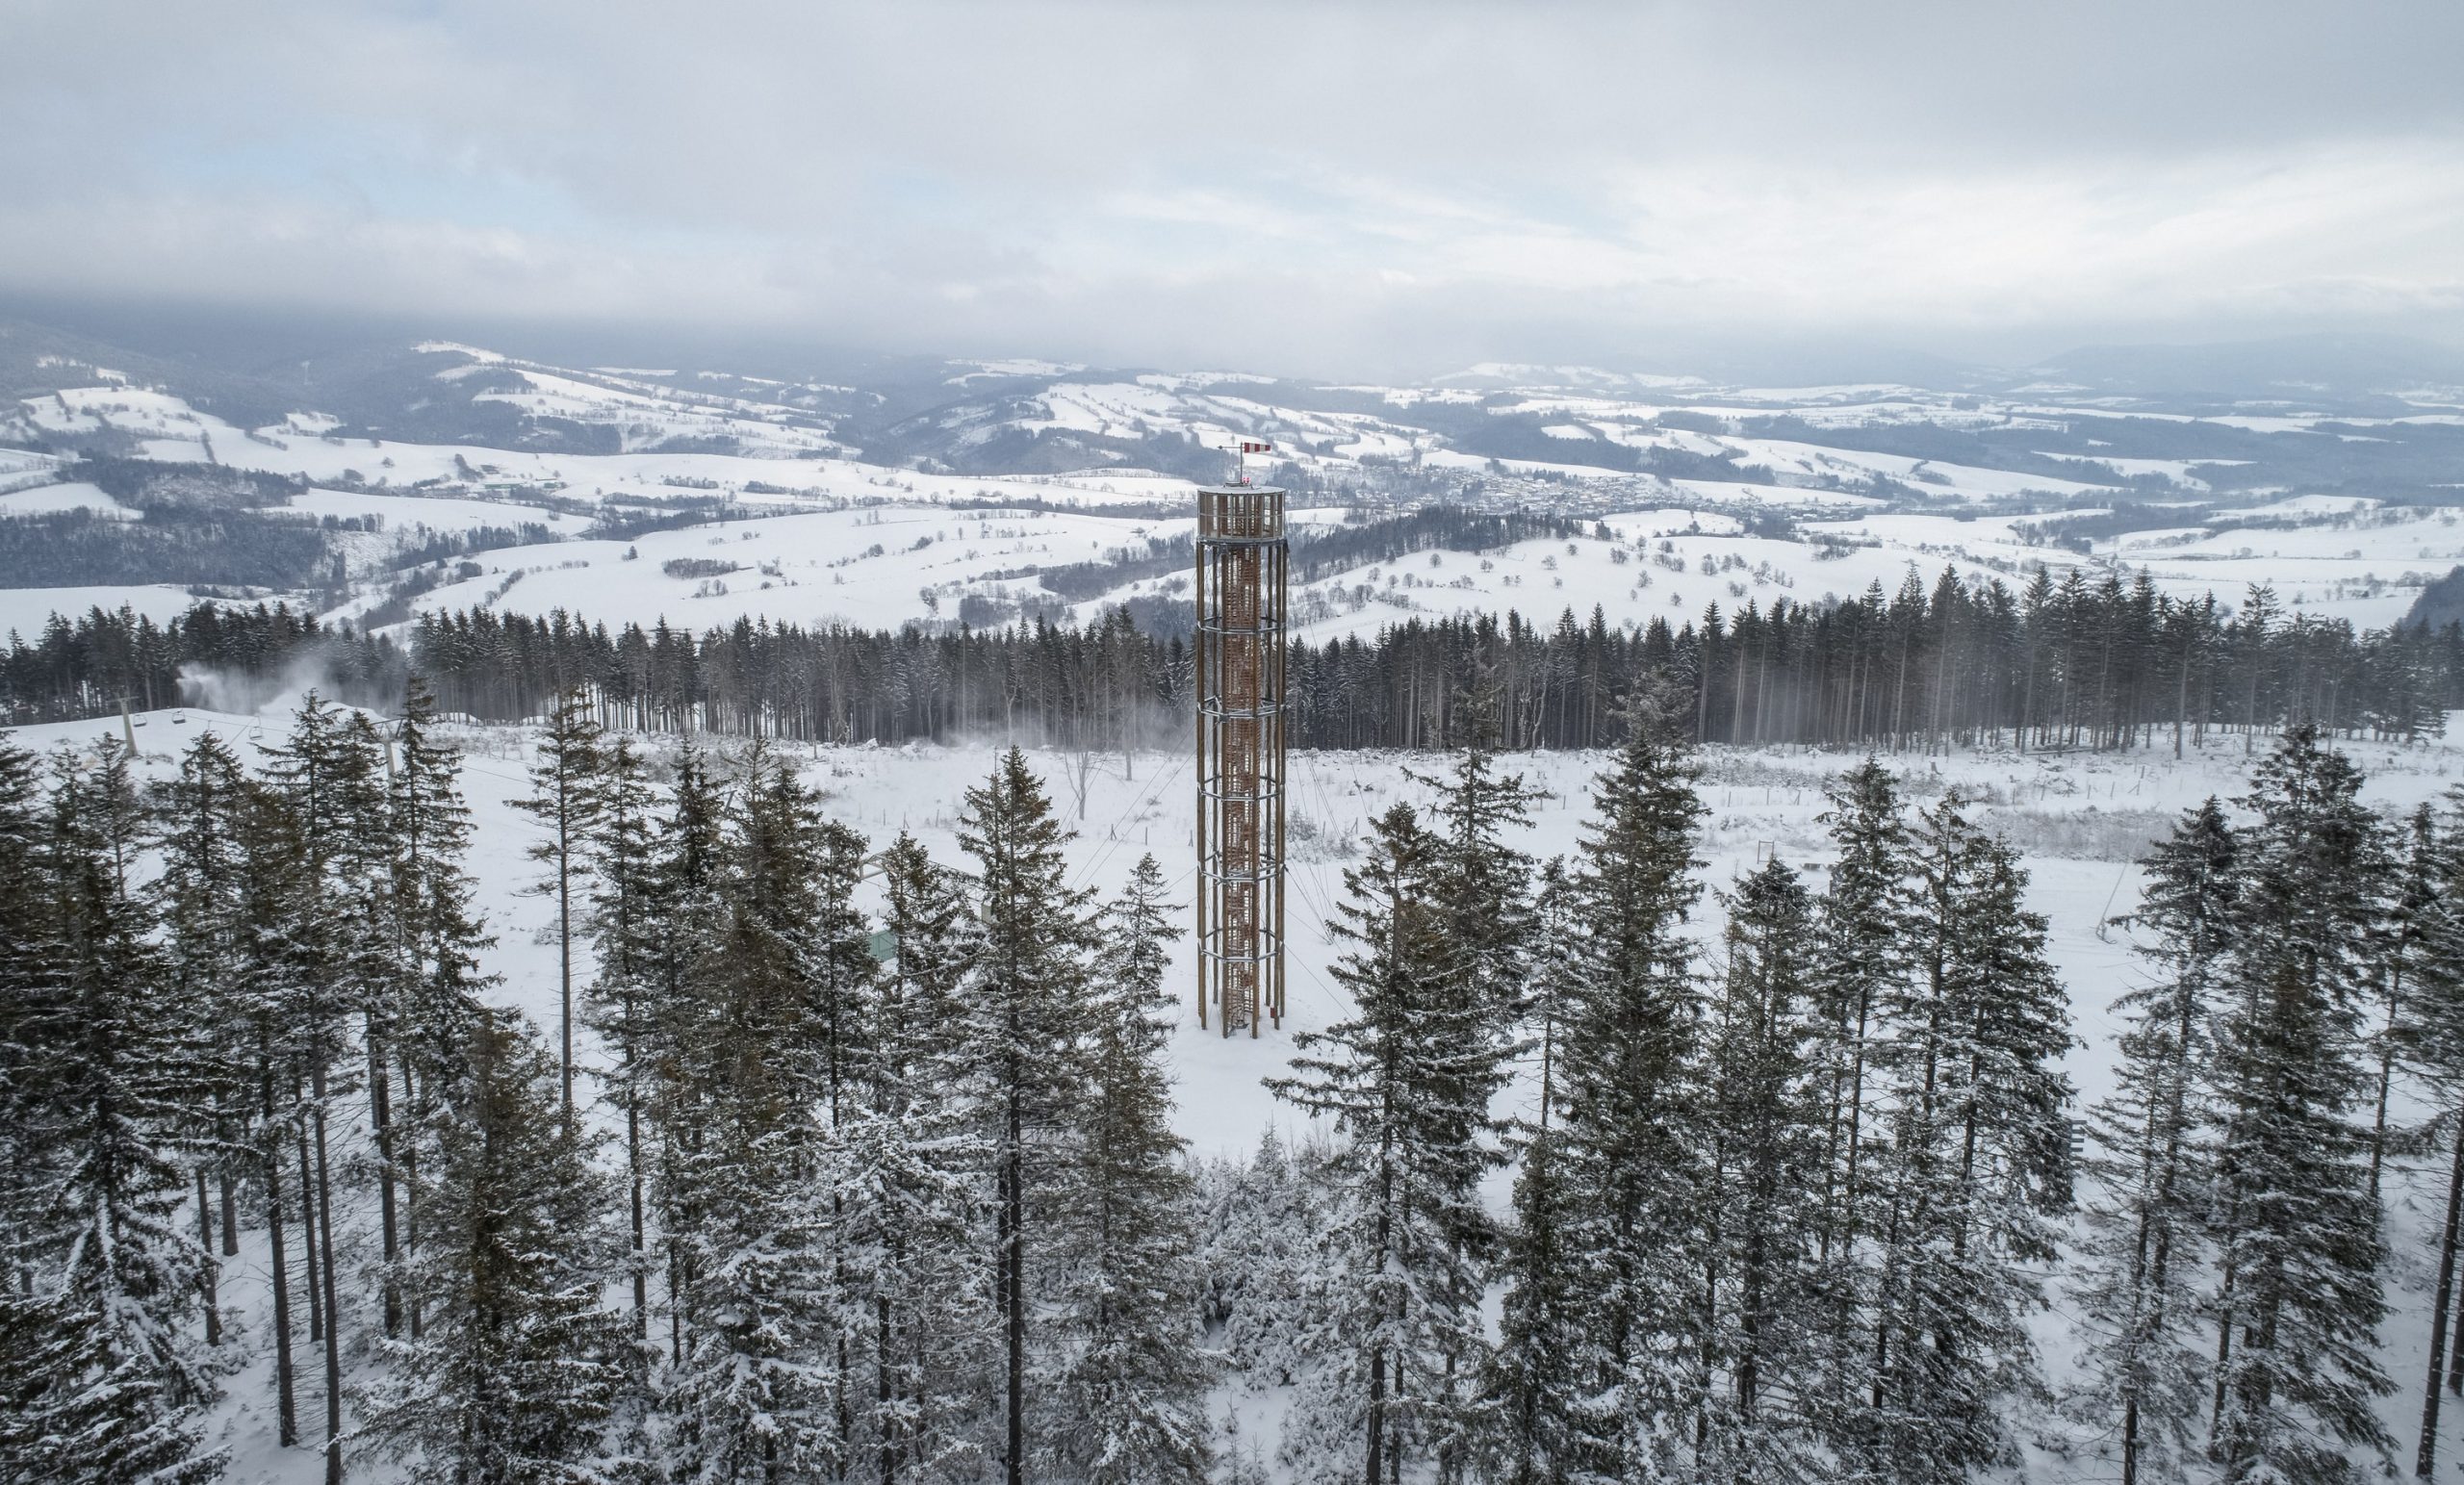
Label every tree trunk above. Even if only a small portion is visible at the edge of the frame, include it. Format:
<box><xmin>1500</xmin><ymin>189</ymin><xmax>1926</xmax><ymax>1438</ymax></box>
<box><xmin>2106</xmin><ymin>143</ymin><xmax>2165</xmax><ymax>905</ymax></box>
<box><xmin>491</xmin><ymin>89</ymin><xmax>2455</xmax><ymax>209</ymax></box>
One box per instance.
<box><xmin>1003</xmin><ymin>1085</ymin><xmax>1025</xmax><ymax>1485</ymax></box>
<box><xmin>296</xmin><ymin>1114</ymin><xmax>322</xmax><ymax>1345</ymax></box>
<box><xmin>878</xmin><ymin>1284</ymin><xmax>897</xmax><ymax>1485</ymax></box>
<box><xmin>312</xmin><ymin>1065</ymin><xmax>346</xmax><ymax>1485</ymax></box>
<box><xmin>629</xmin><ymin>1103</ymin><xmax>648</xmax><ymax>1335</ymax></box>
<box><xmin>265</xmin><ymin>1127</ymin><xmax>297</xmax><ymax>1447</ymax></box>
<box><xmin>558</xmin><ymin>828</ymin><xmax>575</xmax><ymax>1122</ymax></box>
<box><xmin>367</xmin><ymin>1023</ymin><xmax>400</xmax><ymax>1337</ymax></box>
<box><xmin>195</xmin><ymin>1167</ymin><xmax>220</xmax><ymax>1346</ymax></box>
<box><xmin>2419</xmin><ymin>1114</ymin><xmax>2464</xmax><ymax>1476</ymax></box>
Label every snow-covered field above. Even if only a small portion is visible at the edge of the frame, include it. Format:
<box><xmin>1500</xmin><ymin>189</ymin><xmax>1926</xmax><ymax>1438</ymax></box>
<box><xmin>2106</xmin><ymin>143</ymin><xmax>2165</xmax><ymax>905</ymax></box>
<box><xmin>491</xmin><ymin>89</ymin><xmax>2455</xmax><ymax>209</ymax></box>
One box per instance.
<box><xmin>13</xmin><ymin>696</ymin><xmax>2464</xmax><ymax>1480</ymax></box>
<box><xmin>13</xmin><ymin>348</ymin><xmax>2464</xmax><ymax>643</ymax></box>
<box><xmin>292</xmin><ymin>490</ymin><xmax>2464</xmax><ymax>644</ymax></box>
<box><xmin>10</xmin><ymin>382</ymin><xmax>1199</xmax><ymax>516</ymax></box>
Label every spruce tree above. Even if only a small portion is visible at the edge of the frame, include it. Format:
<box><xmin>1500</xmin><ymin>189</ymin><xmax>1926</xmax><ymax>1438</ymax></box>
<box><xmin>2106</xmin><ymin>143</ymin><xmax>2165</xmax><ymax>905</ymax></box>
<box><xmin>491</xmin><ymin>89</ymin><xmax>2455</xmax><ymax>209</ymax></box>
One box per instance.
<box><xmin>1806</xmin><ymin>755</ymin><xmax>1918</xmax><ymax>1424</ymax></box>
<box><xmin>0</xmin><ymin>730</ymin><xmax>44</xmax><ymax>1289</ymax></box>
<box><xmin>1270</xmin><ymin>804</ymin><xmax>1503</xmax><ymax>1485</ymax></box>
<box><xmin>1692</xmin><ymin>858</ymin><xmax>1828</xmax><ymax>1483</ymax></box>
<box><xmin>0</xmin><ymin>734</ymin><xmax>61</xmax><ymax>1472</ymax></box>
<box><xmin>739</xmin><ymin>739</ymin><xmax>878</xmax><ymax>1461</ymax></box>
<box><xmin>1197</xmin><ymin>1127</ymin><xmax>1323</xmax><ymax>1394</ymax></box>
<box><xmin>1476</xmin><ymin>858</ymin><xmax>1588</xmax><ymax>1485</ymax></box>
<box><xmin>360</xmin><ymin>1009</ymin><xmax>625</xmax><ymax>1484</ymax></box>
<box><xmin>641</xmin><ymin>741</ymin><xmax>731</xmax><ymax>1370</ymax></box>
<box><xmin>1538</xmin><ymin>715</ymin><xmax>1707</xmax><ymax>1476</ymax></box>
<box><xmin>386</xmin><ymin>675</ymin><xmax>497</xmax><ymax>1344</ymax></box>
<box><xmin>513</xmin><ymin>683</ymin><xmax>605</xmax><ymax>1122</ymax></box>
<box><xmin>2209</xmin><ymin>725</ymin><xmax>2395</xmax><ymax>1483</ymax></box>
<box><xmin>1044</xmin><ymin>855</ymin><xmax>1212</xmax><ymax>1484</ymax></box>
<box><xmin>149</xmin><ymin>731</ymin><xmax>257</xmax><ymax>1351</ymax></box>
<box><xmin>259</xmin><ymin>693</ymin><xmax>391</xmax><ymax>1483</ymax></box>
<box><xmin>1861</xmin><ymin>795</ymin><xmax>2073</xmax><ymax>1484</ymax></box>
<box><xmin>661</xmin><ymin>746</ymin><xmax>848</xmax><ymax>1480</ymax></box>
<box><xmin>1402</xmin><ymin>720</ymin><xmax>1536</xmax><ymax>1484</ymax></box>
<box><xmin>581</xmin><ymin>732</ymin><xmax>662</xmax><ymax>1339</ymax></box>
<box><xmin>835</xmin><ymin>831</ymin><xmax>992</xmax><ymax>1485</ymax></box>
<box><xmin>2401</xmin><ymin>794</ymin><xmax>2464</xmax><ymax>1478</ymax></box>
<box><xmin>2068</xmin><ymin>800</ymin><xmax>2238</xmax><ymax>1485</ymax></box>
<box><xmin>2368</xmin><ymin>803</ymin><xmax>2444</xmax><ymax>1199</ymax></box>
<box><xmin>1406</xmin><ymin>695</ymin><xmax>1542</xmax><ymax>1035</ymax></box>
<box><xmin>233</xmin><ymin>763</ymin><xmax>319</xmax><ymax>1447</ymax></box>
<box><xmin>0</xmin><ymin>741</ymin><xmax>223</xmax><ymax>1485</ymax></box>
<box><xmin>954</xmin><ymin>748</ymin><xmax>1097</xmax><ymax>1485</ymax></box>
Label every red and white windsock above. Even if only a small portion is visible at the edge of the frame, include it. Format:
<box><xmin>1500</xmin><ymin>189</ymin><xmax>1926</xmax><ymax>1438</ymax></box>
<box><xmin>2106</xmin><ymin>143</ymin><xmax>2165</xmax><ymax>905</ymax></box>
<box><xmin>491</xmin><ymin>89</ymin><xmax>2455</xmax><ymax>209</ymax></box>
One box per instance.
<box><xmin>1230</xmin><ymin>438</ymin><xmax>1274</xmax><ymax>483</ymax></box>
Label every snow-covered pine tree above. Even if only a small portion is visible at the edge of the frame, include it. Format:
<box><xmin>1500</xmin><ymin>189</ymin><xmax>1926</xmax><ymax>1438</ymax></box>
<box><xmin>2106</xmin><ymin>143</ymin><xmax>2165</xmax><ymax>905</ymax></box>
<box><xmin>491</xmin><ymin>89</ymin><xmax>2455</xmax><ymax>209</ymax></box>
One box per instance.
<box><xmin>1534</xmin><ymin>714</ymin><xmax>1708</xmax><ymax>1477</ymax></box>
<box><xmin>1861</xmin><ymin>794</ymin><xmax>2073</xmax><ymax>1485</ymax></box>
<box><xmin>735</xmin><ymin>738</ymin><xmax>876</xmax><ymax>1133</ymax></box>
<box><xmin>581</xmin><ymin>731</ymin><xmax>662</xmax><ymax>1338</ymax></box>
<box><xmin>1268</xmin><ymin>803</ymin><xmax>1503</xmax><ymax>1485</ymax></box>
<box><xmin>389</xmin><ymin>676</ymin><xmax>493</xmax><ymax>1075</ymax></box>
<box><xmin>836</xmin><ymin>830</ymin><xmax>994</xmax><ymax>1485</ymax></box>
<box><xmin>260</xmin><ymin>695</ymin><xmax>389</xmax><ymax>1483</ymax></box>
<box><xmin>0</xmin><ymin>741</ymin><xmax>223</xmax><ymax>1485</ymax></box>
<box><xmin>1691</xmin><ymin>858</ymin><xmax>1828</xmax><ymax>1483</ymax></box>
<box><xmin>359</xmin><ymin>1008</ymin><xmax>625</xmax><ymax>1484</ymax></box>
<box><xmin>954</xmin><ymin>748</ymin><xmax>1099</xmax><ymax>1485</ymax></box>
<box><xmin>512</xmin><ymin>683</ymin><xmax>605</xmax><ymax>1123</ymax></box>
<box><xmin>149</xmin><ymin>731</ymin><xmax>258</xmax><ymax>1350</ymax></box>
<box><xmin>385</xmin><ymin>676</ymin><xmax>498</xmax><ymax>1342</ymax></box>
<box><xmin>2209</xmin><ymin>725</ymin><xmax>2396</xmax><ymax>1483</ymax></box>
<box><xmin>1807</xmin><ymin>756</ymin><xmax>1918</xmax><ymax>1418</ymax></box>
<box><xmin>1405</xmin><ymin>692</ymin><xmax>1542</xmax><ymax>1037</ymax></box>
<box><xmin>641</xmin><ymin>741</ymin><xmax>732</xmax><ymax>1369</ymax></box>
<box><xmin>661</xmin><ymin>745</ymin><xmax>851</xmax><ymax>1480</ymax></box>
<box><xmin>2068</xmin><ymin>799</ymin><xmax>2238</xmax><ymax>1485</ymax></box>
<box><xmin>1475</xmin><ymin>858</ymin><xmax>1588</xmax><ymax>1485</ymax></box>
<box><xmin>1196</xmin><ymin>1126</ymin><xmax>1323</xmax><ymax>1393</ymax></box>
<box><xmin>1407</xmin><ymin>712</ymin><xmax>1540</xmax><ymax>1485</ymax></box>
<box><xmin>739</xmin><ymin>738</ymin><xmax>879</xmax><ymax>1458</ymax></box>
<box><xmin>2368</xmin><ymin>803</ymin><xmax>2443</xmax><ymax>1199</ymax></box>
<box><xmin>1044</xmin><ymin>855</ymin><xmax>1212</xmax><ymax>1484</ymax></box>
<box><xmin>2400</xmin><ymin>792</ymin><xmax>2464</xmax><ymax>1478</ymax></box>
<box><xmin>0</xmin><ymin>730</ymin><xmax>45</xmax><ymax>1291</ymax></box>
<box><xmin>231</xmin><ymin>757</ymin><xmax>321</xmax><ymax>1447</ymax></box>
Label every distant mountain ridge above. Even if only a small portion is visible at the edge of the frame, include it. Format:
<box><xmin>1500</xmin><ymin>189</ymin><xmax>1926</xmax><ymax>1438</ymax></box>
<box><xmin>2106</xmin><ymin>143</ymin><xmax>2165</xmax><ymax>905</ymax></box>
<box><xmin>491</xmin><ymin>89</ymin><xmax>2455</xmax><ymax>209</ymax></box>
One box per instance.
<box><xmin>2025</xmin><ymin>332</ymin><xmax>2464</xmax><ymax>404</ymax></box>
<box><xmin>6</xmin><ymin>312</ymin><xmax>2464</xmax><ymax>509</ymax></box>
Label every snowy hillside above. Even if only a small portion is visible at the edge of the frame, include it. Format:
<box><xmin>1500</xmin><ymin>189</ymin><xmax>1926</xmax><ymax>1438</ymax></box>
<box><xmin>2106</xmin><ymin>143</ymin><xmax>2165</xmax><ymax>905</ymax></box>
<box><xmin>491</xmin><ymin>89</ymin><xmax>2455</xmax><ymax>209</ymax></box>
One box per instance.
<box><xmin>11</xmin><ymin>325</ymin><xmax>2464</xmax><ymax>653</ymax></box>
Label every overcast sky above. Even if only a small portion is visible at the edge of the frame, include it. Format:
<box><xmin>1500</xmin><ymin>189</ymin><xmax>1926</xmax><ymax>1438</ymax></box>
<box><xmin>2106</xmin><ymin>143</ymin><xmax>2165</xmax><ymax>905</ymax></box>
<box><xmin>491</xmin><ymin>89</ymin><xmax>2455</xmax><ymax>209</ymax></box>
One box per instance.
<box><xmin>4</xmin><ymin>0</ymin><xmax>2460</xmax><ymax>377</ymax></box>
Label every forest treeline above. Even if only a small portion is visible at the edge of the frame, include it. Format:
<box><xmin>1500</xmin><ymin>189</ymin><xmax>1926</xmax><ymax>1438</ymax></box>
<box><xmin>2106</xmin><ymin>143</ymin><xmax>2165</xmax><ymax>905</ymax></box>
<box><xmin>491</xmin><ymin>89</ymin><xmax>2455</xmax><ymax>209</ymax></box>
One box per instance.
<box><xmin>10</xmin><ymin>561</ymin><xmax>2462</xmax><ymax>754</ymax></box>
<box><xmin>7</xmin><ymin>687</ymin><xmax>2463</xmax><ymax>1482</ymax></box>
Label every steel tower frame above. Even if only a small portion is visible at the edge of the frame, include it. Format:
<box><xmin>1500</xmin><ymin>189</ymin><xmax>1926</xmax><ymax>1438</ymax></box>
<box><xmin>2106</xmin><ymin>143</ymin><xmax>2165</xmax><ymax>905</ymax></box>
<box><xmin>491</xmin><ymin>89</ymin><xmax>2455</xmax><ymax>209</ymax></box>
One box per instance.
<box><xmin>1194</xmin><ymin>481</ymin><xmax>1288</xmax><ymax>1037</ymax></box>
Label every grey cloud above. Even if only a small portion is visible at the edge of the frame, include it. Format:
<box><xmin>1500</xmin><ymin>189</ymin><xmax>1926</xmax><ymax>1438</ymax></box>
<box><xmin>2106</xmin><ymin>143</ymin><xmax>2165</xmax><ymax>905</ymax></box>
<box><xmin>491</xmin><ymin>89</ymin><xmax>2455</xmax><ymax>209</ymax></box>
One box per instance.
<box><xmin>2</xmin><ymin>0</ymin><xmax>2460</xmax><ymax>377</ymax></box>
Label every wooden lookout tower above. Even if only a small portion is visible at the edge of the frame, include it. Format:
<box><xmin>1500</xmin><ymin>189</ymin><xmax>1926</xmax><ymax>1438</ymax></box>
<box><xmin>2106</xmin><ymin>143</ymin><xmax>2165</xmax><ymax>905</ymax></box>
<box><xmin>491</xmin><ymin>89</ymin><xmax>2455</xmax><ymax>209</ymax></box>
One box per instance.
<box><xmin>1194</xmin><ymin>443</ymin><xmax>1288</xmax><ymax>1037</ymax></box>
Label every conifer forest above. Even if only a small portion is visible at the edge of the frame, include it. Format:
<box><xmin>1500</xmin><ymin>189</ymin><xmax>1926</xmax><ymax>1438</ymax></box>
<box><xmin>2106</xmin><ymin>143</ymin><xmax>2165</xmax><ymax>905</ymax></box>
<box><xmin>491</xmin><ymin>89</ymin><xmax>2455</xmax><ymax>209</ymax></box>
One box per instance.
<box><xmin>7</xmin><ymin>654</ymin><xmax>2464</xmax><ymax>1484</ymax></box>
<box><xmin>8</xmin><ymin>562</ymin><xmax>2463</xmax><ymax>755</ymax></box>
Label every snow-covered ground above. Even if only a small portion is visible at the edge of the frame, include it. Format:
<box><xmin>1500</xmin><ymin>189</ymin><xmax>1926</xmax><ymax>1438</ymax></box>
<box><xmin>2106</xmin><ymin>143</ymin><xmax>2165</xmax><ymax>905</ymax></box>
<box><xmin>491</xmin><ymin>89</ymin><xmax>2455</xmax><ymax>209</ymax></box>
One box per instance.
<box><xmin>9</xmin><ymin>382</ymin><xmax>1204</xmax><ymax>516</ymax></box>
<box><xmin>13</xmin><ymin>357</ymin><xmax>2464</xmax><ymax>644</ymax></box>
<box><xmin>13</xmin><ymin>696</ymin><xmax>2464</xmax><ymax>1480</ymax></box>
